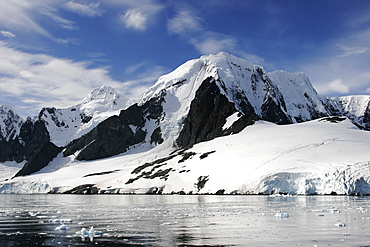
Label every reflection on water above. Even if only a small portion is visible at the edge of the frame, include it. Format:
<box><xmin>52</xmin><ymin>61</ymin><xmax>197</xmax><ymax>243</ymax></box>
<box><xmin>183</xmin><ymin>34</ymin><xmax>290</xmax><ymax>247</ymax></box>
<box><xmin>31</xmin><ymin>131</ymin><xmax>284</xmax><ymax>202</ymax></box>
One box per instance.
<box><xmin>0</xmin><ymin>195</ymin><xmax>370</xmax><ymax>246</ymax></box>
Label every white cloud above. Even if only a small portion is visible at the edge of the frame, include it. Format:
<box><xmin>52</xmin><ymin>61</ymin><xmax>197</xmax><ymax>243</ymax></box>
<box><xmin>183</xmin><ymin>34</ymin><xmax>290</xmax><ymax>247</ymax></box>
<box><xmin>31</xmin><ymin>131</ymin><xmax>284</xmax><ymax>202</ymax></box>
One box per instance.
<box><xmin>0</xmin><ymin>41</ymin><xmax>167</xmax><ymax>117</ymax></box>
<box><xmin>167</xmin><ymin>5</ymin><xmax>266</xmax><ymax>67</ymax></box>
<box><xmin>299</xmin><ymin>11</ymin><xmax>370</xmax><ymax>97</ymax></box>
<box><xmin>0</xmin><ymin>30</ymin><xmax>16</xmax><ymax>38</ymax></box>
<box><xmin>121</xmin><ymin>9</ymin><xmax>148</xmax><ymax>31</ymax></box>
<box><xmin>167</xmin><ymin>10</ymin><xmax>202</xmax><ymax>35</ymax></box>
<box><xmin>191</xmin><ymin>33</ymin><xmax>237</xmax><ymax>54</ymax></box>
<box><xmin>328</xmin><ymin>79</ymin><xmax>350</xmax><ymax>94</ymax></box>
<box><xmin>0</xmin><ymin>42</ymin><xmax>124</xmax><ymax>117</ymax></box>
<box><xmin>63</xmin><ymin>1</ymin><xmax>103</xmax><ymax>17</ymax></box>
<box><xmin>0</xmin><ymin>0</ymin><xmax>53</xmax><ymax>38</ymax></box>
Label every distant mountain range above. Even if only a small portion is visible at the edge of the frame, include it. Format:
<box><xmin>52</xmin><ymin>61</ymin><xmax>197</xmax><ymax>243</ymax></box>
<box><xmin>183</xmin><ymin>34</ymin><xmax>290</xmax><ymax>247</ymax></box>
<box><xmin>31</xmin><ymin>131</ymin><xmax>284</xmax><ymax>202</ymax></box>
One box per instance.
<box><xmin>1</xmin><ymin>52</ymin><xmax>369</xmax><ymax>195</ymax></box>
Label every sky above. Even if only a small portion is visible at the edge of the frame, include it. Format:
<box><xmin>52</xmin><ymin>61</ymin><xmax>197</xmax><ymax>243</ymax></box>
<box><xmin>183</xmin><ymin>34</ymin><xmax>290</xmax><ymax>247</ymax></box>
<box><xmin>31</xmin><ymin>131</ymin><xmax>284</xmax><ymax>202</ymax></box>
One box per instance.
<box><xmin>1</xmin><ymin>0</ymin><xmax>370</xmax><ymax>118</ymax></box>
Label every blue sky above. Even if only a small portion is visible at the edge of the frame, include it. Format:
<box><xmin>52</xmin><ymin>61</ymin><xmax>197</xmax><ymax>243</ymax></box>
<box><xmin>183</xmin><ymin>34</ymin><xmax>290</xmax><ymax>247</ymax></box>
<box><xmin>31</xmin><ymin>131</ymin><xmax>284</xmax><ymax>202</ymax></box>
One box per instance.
<box><xmin>1</xmin><ymin>0</ymin><xmax>370</xmax><ymax>117</ymax></box>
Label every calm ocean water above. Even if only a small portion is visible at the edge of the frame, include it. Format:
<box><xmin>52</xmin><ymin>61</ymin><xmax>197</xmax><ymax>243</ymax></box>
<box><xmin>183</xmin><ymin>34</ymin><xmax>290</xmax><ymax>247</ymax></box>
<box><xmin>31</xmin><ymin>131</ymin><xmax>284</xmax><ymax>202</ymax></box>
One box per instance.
<box><xmin>0</xmin><ymin>194</ymin><xmax>369</xmax><ymax>246</ymax></box>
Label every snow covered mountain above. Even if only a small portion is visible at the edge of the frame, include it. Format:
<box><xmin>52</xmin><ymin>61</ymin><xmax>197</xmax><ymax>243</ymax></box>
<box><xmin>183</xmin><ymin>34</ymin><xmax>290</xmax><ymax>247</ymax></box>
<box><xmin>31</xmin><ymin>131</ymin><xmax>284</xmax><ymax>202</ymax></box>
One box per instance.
<box><xmin>0</xmin><ymin>86</ymin><xmax>131</xmax><ymax>167</ymax></box>
<box><xmin>330</xmin><ymin>95</ymin><xmax>370</xmax><ymax>130</ymax></box>
<box><xmin>39</xmin><ymin>85</ymin><xmax>132</xmax><ymax>146</ymax></box>
<box><xmin>1</xmin><ymin>52</ymin><xmax>370</xmax><ymax>195</ymax></box>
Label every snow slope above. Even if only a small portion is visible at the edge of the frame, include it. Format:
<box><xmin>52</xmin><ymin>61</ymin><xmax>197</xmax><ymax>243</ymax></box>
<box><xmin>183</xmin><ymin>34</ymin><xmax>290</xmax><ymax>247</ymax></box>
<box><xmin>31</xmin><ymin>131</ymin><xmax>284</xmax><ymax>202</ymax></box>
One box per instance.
<box><xmin>40</xmin><ymin>86</ymin><xmax>132</xmax><ymax>146</ymax></box>
<box><xmin>268</xmin><ymin>70</ymin><xmax>328</xmax><ymax>122</ymax></box>
<box><xmin>1</xmin><ymin>116</ymin><xmax>369</xmax><ymax>195</ymax></box>
<box><xmin>331</xmin><ymin>95</ymin><xmax>370</xmax><ymax>130</ymax></box>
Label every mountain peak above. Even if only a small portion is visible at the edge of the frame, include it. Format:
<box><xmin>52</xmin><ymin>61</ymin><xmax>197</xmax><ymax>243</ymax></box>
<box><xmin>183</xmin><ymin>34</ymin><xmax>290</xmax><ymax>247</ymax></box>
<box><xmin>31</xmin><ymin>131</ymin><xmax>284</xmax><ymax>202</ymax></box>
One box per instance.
<box><xmin>81</xmin><ymin>86</ymin><xmax>124</xmax><ymax>106</ymax></box>
<box><xmin>79</xmin><ymin>85</ymin><xmax>132</xmax><ymax>115</ymax></box>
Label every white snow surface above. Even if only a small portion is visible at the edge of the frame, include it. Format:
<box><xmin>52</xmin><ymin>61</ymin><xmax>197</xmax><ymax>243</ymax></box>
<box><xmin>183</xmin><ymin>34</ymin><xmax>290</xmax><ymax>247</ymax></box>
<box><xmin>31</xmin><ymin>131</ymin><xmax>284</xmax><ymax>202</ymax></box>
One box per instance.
<box><xmin>1</xmin><ymin>117</ymin><xmax>370</xmax><ymax>195</ymax></box>
<box><xmin>40</xmin><ymin>86</ymin><xmax>132</xmax><ymax>146</ymax></box>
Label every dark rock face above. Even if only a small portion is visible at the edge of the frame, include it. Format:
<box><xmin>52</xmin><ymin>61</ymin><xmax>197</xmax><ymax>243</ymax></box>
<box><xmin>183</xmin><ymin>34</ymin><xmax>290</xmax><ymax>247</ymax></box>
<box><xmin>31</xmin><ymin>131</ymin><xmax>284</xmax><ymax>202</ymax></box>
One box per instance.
<box><xmin>261</xmin><ymin>96</ymin><xmax>292</xmax><ymax>124</ymax></box>
<box><xmin>14</xmin><ymin>141</ymin><xmax>62</xmax><ymax>177</ymax></box>
<box><xmin>61</xmin><ymin>184</ymin><xmax>99</xmax><ymax>194</ymax></box>
<box><xmin>176</xmin><ymin>77</ymin><xmax>235</xmax><ymax>148</ymax></box>
<box><xmin>176</xmin><ymin>77</ymin><xmax>258</xmax><ymax>148</ymax></box>
<box><xmin>150</xmin><ymin>127</ymin><xmax>164</xmax><ymax>145</ymax></box>
<box><xmin>64</xmin><ymin>104</ymin><xmax>147</xmax><ymax>160</ymax></box>
<box><xmin>0</xmin><ymin>119</ymin><xmax>50</xmax><ymax>163</ymax></box>
<box><xmin>62</xmin><ymin>94</ymin><xmax>168</xmax><ymax>161</ymax></box>
<box><xmin>363</xmin><ymin>101</ymin><xmax>370</xmax><ymax>130</ymax></box>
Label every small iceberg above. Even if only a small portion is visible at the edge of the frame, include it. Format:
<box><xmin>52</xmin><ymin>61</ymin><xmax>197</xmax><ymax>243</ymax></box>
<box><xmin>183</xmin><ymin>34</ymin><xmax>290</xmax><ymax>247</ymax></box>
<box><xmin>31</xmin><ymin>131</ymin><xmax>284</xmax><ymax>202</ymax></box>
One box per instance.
<box><xmin>28</xmin><ymin>211</ymin><xmax>40</xmax><ymax>217</ymax></box>
<box><xmin>49</xmin><ymin>218</ymin><xmax>73</xmax><ymax>224</ymax></box>
<box><xmin>55</xmin><ymin>224</ymin><xmax>69</xmax><ymax>232</ymax></box>
<box><xmin>335</xmin><ymin>222</ymin><xmax>346</xmax><ymax>227</ymax></box>
<box><xmin>75</xmin><ymin>226</ymin><xmax>102</xmax><ymax>241</ymax></box>
<box><xmin>275</xmin><ymin>212</ymin><xmax>290</xmax><ymax>218</ymax></box>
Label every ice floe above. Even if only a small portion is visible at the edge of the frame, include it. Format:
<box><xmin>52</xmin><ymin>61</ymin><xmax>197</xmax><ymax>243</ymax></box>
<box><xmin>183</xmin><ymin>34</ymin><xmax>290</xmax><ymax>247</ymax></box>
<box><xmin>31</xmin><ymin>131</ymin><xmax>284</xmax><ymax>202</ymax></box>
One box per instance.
<box><xmin>274</xmin><ymin>212</ymin><xmax>290</xmax><ymax>218</ymax></box>
<box><xmin>75</xmin><ymin>226</ymin><xmax>103</xmax><ymax>241</ymax></box>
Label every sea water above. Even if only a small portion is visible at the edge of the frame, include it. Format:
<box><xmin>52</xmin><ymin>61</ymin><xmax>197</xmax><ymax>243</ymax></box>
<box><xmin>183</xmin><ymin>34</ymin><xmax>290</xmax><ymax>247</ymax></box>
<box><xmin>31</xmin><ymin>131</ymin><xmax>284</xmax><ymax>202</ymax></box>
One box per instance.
<box><xmin>0</xmin><ymin>194</ymin><xmax>369</xmax><ymax>246</ymax></box>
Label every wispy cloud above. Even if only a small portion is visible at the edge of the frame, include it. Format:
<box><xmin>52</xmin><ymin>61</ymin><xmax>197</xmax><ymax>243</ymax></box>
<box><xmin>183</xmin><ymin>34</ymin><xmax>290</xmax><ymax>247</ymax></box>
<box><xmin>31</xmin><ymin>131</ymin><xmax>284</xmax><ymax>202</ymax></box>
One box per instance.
<box><xmin>0</xmin><ymin>30</ymin><xmax>16</xmax><ymax>38</ymax></box>
<box><xmin>121</xmin><ymin>9</ymin><xmax>148</xmax><ymax>31</ymax></box>
<box><xmin>63</xmin><ymin>1</ymin><xmax>103</xmax><ymax>17</ymax></box>
<box><xmin>167</xmin><ymin>5</ymin><xmax>267</xmax><ymax>66</ymax></box>
<box><xmin>0</xmin><ymin>42</ymin><xmax>124</xmax><ymax>117</ymax></box>
<box><xmin>167</xmin><ymin>9</ymin><xmax>203</xmax><ymax>36</ymax></box>
<box><xmin>190</xmin><ymin>32</ymin><xmax>237</xmax><ymax>55</ymax></box>
<box><xmin>301</xmin><ymin>31</ymin><xmax>370</xmax><ymax>96</ymax></box>
<box><xmin>167</xmin><ymin>7</ymin><xmax>236</xmax><ymax>55</ymax></box>
<box><xmin>336</xmin><ymin>43</ymin><xmax>368</xmax><ymax>57</ymax></box>
<box><xmin>0</xmin><ymin>0</ymin><xmax>52</xmax><ymax>38</ymax></box>
<box><xmin>38</xmin><ymin>5</ymin><xmax>78</xmax><ymax>30</ymax></box>
<box><xmin>105</xmin><ymin>0</ymin><xmax>164</xmax><ymax>31</ymax></box>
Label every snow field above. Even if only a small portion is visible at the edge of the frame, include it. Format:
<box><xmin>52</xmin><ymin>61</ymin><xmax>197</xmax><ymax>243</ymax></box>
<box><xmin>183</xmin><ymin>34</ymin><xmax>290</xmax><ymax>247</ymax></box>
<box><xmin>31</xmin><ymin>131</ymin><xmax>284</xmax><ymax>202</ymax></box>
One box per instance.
<box><xmin>2</xmin><ymin>116</ymin><xmax>369</xmax><ymax>195</ymax></box>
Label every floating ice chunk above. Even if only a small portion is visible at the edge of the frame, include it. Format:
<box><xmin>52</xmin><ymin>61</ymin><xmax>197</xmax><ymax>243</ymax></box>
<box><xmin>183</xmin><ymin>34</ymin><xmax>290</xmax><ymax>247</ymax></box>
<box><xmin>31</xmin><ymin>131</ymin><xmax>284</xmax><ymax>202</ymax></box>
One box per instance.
<box><xmin>312</xmin><ymin>209</ymin><xmax>324</xmax><ymax>213</ymax></box>
<box><xmin>205</xmin><ymin>221</ymin><xmax>217</xmax><ymax>225</ymax></box>
<box><xmin>89</xmin><ymin>226</ymin><xmax>102</xmax><ymax>237</ymax></box>
<box><xmin>36</xmin><ymin>215</ymin><xmax>48</xmax><ymax>219</ymax></box>
<box><xmin>316</xmin><ymin>214</ymin><xmax>325</xmax><ymax>217</ymax></box>
<box><xmin>330</xmin><ymin>209</ymin><xmax>340</xmax><ymax>214</ymax></box>
<box><xmin>75</xmin><ymin>226</ymin><xmax>102</xmax><ymax>241</ymax></box>
<box><xmin>49</xmin><ymin>218</ymin><xmax>73</xmax><ymax>224</ymax></box>
<box><xmin>75</xmin><ymin>227</ymin><xmax>89</xmax><ymax>236</ymax></box>
<box><xmin>275</xmin><ymin>213</ymin><xmax>289</xmax><ymax>218</ymax></box>
<box><xmin>55</xmin><ymin>224</ymin><xmax>69</xmax><ymax>231</ymax></box>
<box><xmin>342</xmin><ymin>233</ymin><xmax>351</xmax><ymax>236</ymax></box>
<box><xmin>28</xmin><ymin>211</ymin><xmax>40</xmax><ymax>217</ymax></box>
<box><xmin>335</xmin><ymin>223</ymin><xmax>346</xmax><ymax>227</ymax></box>
<box><xmin>161</xmin><ymin>222</ymin><xmax>178</xmax><ymax>225</ymax></box>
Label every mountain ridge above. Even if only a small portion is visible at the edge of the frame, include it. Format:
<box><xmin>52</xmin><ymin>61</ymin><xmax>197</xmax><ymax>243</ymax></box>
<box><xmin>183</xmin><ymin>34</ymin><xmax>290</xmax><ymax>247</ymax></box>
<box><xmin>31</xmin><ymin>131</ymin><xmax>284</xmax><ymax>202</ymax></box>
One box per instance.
<box><xmin>1</xmin><ymin>52</ymin><xmax>370</xmax><ymax>194</ymax></box>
